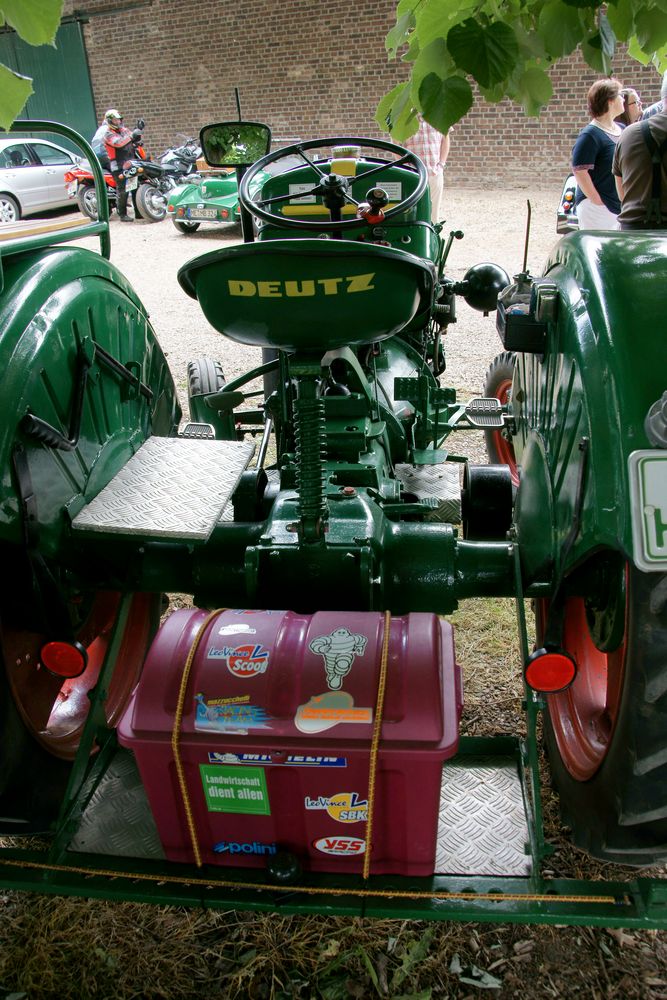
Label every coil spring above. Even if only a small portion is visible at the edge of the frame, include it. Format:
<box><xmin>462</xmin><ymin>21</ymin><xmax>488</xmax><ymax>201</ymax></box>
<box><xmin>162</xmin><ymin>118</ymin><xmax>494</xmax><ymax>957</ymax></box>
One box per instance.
<box><xmin>294</xmin><ymin>392</ymin><xmax>327</xmax><ymax>524</ymax></box>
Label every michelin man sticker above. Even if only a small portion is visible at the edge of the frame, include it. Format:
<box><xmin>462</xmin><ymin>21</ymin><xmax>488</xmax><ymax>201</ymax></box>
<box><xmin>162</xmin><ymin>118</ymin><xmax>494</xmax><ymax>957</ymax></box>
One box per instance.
<box><xmin>309</xmin><ymin>627</ymin><xmax>368</xmax><ymax>690</ymax></box>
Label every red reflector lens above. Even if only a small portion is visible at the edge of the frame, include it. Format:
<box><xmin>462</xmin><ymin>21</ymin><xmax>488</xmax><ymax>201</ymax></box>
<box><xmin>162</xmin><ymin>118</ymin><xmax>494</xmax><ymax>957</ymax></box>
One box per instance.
<box><xmin>525</xmin><ymin>648</ymin><xmax>576</xmax><ymax>693</ymax></box>
<box><xmin>40</xmin><ymin>641</ymin><xmax>88</xmax><ymax>679</ymax></box>
<box><xmin>220</xmin><ymin>208</ymin><xmax>229</xmax><ymax>219</ymax></box>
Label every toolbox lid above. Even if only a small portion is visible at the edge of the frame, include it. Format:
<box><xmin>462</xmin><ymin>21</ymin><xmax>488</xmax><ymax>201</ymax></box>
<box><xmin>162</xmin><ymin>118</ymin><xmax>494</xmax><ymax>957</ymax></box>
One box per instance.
<box><xmin>119</xmin><ymin>609</ymin><xmax>460</xmax><ymax>754</ymax></box>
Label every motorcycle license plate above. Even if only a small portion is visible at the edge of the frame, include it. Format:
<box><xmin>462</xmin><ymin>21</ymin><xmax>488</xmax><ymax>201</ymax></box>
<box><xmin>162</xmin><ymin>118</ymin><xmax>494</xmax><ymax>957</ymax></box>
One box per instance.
<box><xmin>629</xmin><ymin>450</ymin><xmax>667</xmax><ymax>571</ymax></box>
<box><xmin>126</xmin><ymin>177</ymin><xmax>138</xmax><ymax>192</ymax></box>
<box><xmin>188</xmin><ymin>208</ymin><xmax>217</xmax><ymax>220</ymax></box>
<box><xmin>67</xmin><ymin>181</ymin><xmax>77</xmax><ymax>198</ymax></box>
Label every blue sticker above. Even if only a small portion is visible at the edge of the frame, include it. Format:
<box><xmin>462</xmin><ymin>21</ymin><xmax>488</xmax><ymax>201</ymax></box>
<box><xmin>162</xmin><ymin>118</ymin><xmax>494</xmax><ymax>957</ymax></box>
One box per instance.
<box><xmin>195</xmin><ymin>694</ymin><xmax>272</xmax><ymax>732</ymax></box>
<box><xmin>207</xmin><ymin>752</ymin><xmax>347</xmax><ymax>767</ymax></box>
<box><xmin>214</xmin><ymin>840</ymin><xmax>277</xmax><ymax>855</ymax></box>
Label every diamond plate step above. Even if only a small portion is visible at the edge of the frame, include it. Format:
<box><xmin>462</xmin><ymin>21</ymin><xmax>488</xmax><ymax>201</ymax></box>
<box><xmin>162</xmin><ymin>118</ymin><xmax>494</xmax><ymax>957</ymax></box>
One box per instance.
<box><xmin>72</xmin><ymin>436</ymin><xmax>255</xmax><ymax>540</ymax></box>
<box><xmin>436</xmin><ymin>756</ymin><xmax>531</xmax><ymax>876</ymax></box>
<box><xmin>395</xmin><ymin>462</ymin><xmax>461</xmax><ymax>523</ymax></box>
<box><xmin>70</xmin><ymin>750</ymin><xmax>164</xmax><ymax>859</ymax></box>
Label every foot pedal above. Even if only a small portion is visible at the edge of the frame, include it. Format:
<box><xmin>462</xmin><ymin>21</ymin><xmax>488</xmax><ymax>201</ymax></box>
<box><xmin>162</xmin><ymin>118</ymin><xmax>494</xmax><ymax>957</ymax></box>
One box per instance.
<box><xmin>465</xmin><ymin>397</ymin><xmax>505</xmax><ymax>428</ymax></box>
<box><xmin>180</xmin><ymin>422</ymin><xmax>215</xmax><ymax>439</ymax></box>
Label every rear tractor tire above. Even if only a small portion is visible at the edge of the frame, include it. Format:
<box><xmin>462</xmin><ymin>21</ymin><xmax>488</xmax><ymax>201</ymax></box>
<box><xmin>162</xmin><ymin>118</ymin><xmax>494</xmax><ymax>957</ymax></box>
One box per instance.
<box><xmin>483</xmin><ymin>352</ymin><xmax>519</xmax><ymax>487</ymax></box>
<box><xmin>541</xmin><ymin>559</ymin><xmax>667</xmax><ymax>865</ymax></box>
<box><xmin>0</xmin><ymin>591</ymin><xmax>160</xmax><ymax>832</ymax></box>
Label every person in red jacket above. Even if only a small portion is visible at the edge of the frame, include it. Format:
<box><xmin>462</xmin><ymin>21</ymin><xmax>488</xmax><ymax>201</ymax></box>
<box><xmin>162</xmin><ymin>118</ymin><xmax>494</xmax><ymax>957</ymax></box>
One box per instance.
<box><xmin>103</xmin><ymin>109</ymin><xmax>136</xmax><ymax>222</ymax></box>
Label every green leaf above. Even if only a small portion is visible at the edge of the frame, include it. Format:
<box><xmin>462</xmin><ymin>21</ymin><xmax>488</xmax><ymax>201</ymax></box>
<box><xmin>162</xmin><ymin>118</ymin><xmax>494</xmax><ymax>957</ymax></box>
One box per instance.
<box><xmin>402</xmin><ymin>30</ymin><xmax>422</xmax><ymax>62</ymax></box>
<box><xmin>391</xmin><ymin>927</ymin><xmax>435</xmax><ymax>991</ymax></box>
<box><xmin>397</xmin><ymin>0</ymin><xmax>421</xmax><ymax>12</ymax></box>
<box><xmin>387</xmin><ymin>10</ymin><xmax>415</xmax><ymax>58</ymax></box>
<box><xmin>581</xmin><ymin>31</ymin><xmax>612</xmax><ymax>73</ymax></box>
<box><xmin>356</xmin><ymin>947</ymin><xmax>382</xmax><ymax>997</ymax></box>
<box><xmin>447</xmin><ymin>18</ymin><xmax>519</xmax><ymax>87</ymax></box>
<box><xmin>561</xmin><ymin>0</ymin><xmax>602</xmax><ymax>8</ymax></box>
<box><xmin>634</xmin><ymin>6</ymin><xmax>667</xmax><ymax>53</ymax></box>
<box><xmin>418</xmin><ymin>72</ymin><xmax>473</xmax><ymax>130</ymax></box>
<box><xmin>599</xmin><ymin>11</ymin><xmax>616</xmax><ymax>58</ymax></box>
<box><xmin>537</xmin><ymin>1</ymin><xmax>585</xmax><ymax>57</ymax></box>
<box><xmin>605</xmin><ymin>0</ymin><xmax>634</xmax><ymax>42</ymax></box>
<box><xmin>416</xmin><ymin>0</ymin><xmax>477</xmax><ymax>49</ymax></box>
<box><xmin>410</xmin><ymin>37</ymin><xmax>455</xmax><ymax>103</ymax></box>
<box><xmin>626</xmin><ymin>33</ymin><xmax>652</xmax><ymax>64</ymax></box>
<box><xmin>0</xmin><ymin>63</ymin><xmax>33</xmax><ymax>131</ymax></box>
<box><xmin>518</xmin><ymin>66</ymin><xmax>554</xmax><ymax>115</ymax></box>
<box><xmin>1</xmin><ymin>0</ymin><xmax>63</xmax><ymax>46</ymax></box>
<box><xmin>375</xmin><ymin>81</ymin><xmax>418</xmax><ymax>140</ymax></box>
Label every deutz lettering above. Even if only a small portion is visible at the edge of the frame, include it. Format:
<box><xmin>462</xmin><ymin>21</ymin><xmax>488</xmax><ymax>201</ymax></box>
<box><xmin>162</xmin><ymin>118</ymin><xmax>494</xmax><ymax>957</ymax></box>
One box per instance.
<box><xmin>227</xmin><ymin>274</ymin><xmax>375</xmax><ymax>298</ymax></box>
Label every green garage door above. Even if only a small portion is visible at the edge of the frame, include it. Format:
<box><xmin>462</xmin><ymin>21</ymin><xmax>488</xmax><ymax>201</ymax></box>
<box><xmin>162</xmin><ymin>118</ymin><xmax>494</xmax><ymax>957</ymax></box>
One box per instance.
<box><xmin>0</xmin><ymin>18</ymin><xmax>97</xmax><ymax>151</ymax></box>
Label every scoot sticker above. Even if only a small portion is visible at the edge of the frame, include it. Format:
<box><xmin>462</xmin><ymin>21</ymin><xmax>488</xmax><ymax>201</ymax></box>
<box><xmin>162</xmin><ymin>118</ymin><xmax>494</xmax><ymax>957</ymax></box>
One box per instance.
<box><xmin>200</xmin><ymin>765</ymin><xmax>270</xmax><ymax>815</ymax></box>
<box><xmin>309</xmin><ymin>627</ymin><xmax>368</xmax><ymax>689</ymax></box>
<box><xmin>294</xmin><ymin>691</ymin><xmax>373</xmax><ymax>733</ymax></box>
<box><xmin>313</xmin><ymin>836</ymin><xmax>366</xmax><ymax>856</ymax></box>
<box><xmin>194</xmin><ymin>693</ymin><xmax>272</xmax><ymax>733</ymax></box>
<box><xmin>206</xmin><ymin>643</ymin><xmax>270</xmax><ymax>678</ymax></box>
<box><xmin>305</xmin><ymin>792</ymin><xmax>368</xmax><ymax>823</ymax></box>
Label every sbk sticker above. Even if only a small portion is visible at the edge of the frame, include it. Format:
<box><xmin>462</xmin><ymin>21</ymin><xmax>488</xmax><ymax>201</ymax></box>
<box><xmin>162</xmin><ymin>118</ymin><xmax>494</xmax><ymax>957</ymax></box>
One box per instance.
<box><xmin>313</xmin><ymin>836</ymin><xmax>366</xmax><ymax>856</ymax></box>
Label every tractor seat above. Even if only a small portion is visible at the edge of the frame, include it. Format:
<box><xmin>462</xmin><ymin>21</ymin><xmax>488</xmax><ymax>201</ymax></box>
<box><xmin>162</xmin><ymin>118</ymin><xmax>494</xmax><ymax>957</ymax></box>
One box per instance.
<box><xmin>178</xmin><ymin>238</ymin><xmax>436</xmax><ymax>352</ymax></box>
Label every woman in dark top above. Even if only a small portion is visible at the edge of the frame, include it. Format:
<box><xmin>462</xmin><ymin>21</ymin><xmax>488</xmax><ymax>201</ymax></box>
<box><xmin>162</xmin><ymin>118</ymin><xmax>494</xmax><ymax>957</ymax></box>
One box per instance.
<box><xmin>572</xmin><ymin>78</ymin><xmax>625</xmax><ymax>229</ymax></box>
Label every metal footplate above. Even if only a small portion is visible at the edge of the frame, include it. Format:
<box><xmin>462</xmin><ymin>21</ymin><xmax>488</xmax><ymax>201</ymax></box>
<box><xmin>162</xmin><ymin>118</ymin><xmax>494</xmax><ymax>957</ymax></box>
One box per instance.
<box><xmin>436</xmin><ymin>756</ymin><xmax>531</xmax><ymax>876</ymax></box>
<box><xmin>395</xmin><ymin>462</ymin><xmax>461</xmax><ymax>523</ymax></box>
<box><xmin>70</xmin><ymin>750</ymin><xmax>164</xmax><ymax>859</ymax></box>
<box><xmin>180</xmin><ymin>421</ymin><xmax>215</xmax><ymax>439</ymax></box>
<box><xmin>465</xmin><ymin>397</ymin><xmax>505</xmax><ymax>428</ymax></box>
<box><xmin>72</xmin><ymin>436</ymin><xmax>256</xmax><ymax>540</ymax></box>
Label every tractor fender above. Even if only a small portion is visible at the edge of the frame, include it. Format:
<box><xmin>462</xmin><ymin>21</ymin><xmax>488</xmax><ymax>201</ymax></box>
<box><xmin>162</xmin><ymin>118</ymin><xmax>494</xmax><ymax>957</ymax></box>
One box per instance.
<box><xmin>0</xmin><ymin>245</ymin><xmax>180</xmax><ymax>553</ymax></box>
<box><xmin>513</xmin><ymin>231</ymin><xmax>667</xmax><ymax>583</ymax></box>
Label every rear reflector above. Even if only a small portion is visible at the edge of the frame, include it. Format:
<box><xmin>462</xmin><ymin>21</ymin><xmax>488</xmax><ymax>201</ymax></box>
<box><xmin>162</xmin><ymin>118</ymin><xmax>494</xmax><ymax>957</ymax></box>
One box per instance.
<box><xmin>40</xmin><ymin>641</ymin><xmax>88</xmax><ymax>679</ymax></box>
<box><xmin>524</xmin><ymin>647</ymin><xmax>576</xmax><ymax>693</ymax></box>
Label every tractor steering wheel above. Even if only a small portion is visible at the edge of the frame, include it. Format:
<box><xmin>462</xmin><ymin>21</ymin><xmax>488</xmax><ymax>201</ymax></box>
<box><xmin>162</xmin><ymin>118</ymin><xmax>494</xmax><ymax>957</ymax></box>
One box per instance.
<box><xmin>238</xmin><ymin>136</ymin><xmax>429</xmax><ymax>233</ymax></box>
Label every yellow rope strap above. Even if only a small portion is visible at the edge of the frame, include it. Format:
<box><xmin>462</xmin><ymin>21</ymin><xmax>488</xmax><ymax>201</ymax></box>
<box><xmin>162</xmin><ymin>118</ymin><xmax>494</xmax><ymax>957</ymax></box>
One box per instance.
<box><xmin>0</xmin><ymin>857</ymin><xmax>624</xmax><ymax>905</ymax></box>
<box><xmin>171</xmin><ymin>608</ymin><xmax>226</xmax><ymax>869</ymax></box>
<box><xmin>363</xmin><ymin>610</ymin><xmax>391</xmax><ymax>880</ymax></box>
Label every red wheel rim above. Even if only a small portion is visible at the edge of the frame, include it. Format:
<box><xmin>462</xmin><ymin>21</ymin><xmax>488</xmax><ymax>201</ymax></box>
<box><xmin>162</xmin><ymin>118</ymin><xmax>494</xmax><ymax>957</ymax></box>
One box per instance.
<box><xmin>490</xmin><ymin>377</ymin><xmax>519</xmax><ymax>487</ymax></box>
<box><xmin>3</xmin><ymin>591</ymin><xmax>156</xmax><ymax>759</ymax></box>
<box><xmin>544</xmin><ymin>595</ymin><xmax>627</xmax><ymax>781</ymax></box>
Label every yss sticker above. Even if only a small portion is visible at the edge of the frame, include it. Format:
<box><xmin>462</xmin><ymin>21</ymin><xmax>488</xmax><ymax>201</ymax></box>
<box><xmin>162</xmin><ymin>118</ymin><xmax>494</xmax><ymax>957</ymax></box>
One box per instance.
<box><xmin>313</xmin><ymin>836</ymin><xmax>366</xmax><ymax>856</ymax></box>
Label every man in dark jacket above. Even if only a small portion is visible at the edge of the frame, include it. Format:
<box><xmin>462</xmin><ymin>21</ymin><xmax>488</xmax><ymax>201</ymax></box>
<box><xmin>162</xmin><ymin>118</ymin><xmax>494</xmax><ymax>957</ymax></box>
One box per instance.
<box><xmin>613</xmin><ymin>108</ymin><xmax>667</xmax><ymax>230</ymax></box>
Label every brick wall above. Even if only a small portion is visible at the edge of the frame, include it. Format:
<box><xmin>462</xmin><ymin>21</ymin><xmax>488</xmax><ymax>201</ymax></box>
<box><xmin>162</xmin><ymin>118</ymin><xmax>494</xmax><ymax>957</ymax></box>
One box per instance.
<box><xmin>63</xmin><ymin>0</ymin><xmax>664</xmax><ymax>186</ymax></box>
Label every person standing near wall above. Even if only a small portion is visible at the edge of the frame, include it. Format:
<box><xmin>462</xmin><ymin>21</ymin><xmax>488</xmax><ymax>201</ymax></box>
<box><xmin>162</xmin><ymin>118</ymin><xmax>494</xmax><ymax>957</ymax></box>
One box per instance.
<box><xmin>613</xmin><ymin>105</ymin><xmax>667</xmax><ymax>230</ymax></box>
<box><xmin>572</xmin><ymin>78</ymin><xmax>625</xmax><ymax>229</ymax></box>
<box><xmin>404</xmin><ymin>118</ymin><xmax>450</xmax><ymax>223</ymax></box>
<box><xmin>642</xmin><ymin>71</ymin><xmax>667</xmax><ymax>120</ymax></box>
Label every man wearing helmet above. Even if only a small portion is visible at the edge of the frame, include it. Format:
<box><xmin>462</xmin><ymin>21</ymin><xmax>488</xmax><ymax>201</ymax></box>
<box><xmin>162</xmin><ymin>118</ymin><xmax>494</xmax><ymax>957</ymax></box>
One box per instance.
<box><xmin>103</xmin><ymin>110</ymin><xmax>136</xmax><ymax>222</ymax></box>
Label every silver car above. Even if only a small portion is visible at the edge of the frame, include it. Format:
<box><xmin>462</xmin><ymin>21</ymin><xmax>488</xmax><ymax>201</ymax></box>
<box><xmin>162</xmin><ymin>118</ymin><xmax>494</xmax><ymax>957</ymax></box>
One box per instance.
<box><xmin>0</xmin><ymin>137</ymin><xmax>81</xmax><ymax>223</ymax></box>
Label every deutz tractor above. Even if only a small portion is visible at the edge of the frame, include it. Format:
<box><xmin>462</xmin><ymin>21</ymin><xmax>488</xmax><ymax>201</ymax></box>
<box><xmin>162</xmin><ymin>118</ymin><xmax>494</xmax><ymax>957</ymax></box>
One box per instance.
<box><xmin>0</xmin><ymin>119</ymin><xmax>666</xmax><ymax>928</ymax></box>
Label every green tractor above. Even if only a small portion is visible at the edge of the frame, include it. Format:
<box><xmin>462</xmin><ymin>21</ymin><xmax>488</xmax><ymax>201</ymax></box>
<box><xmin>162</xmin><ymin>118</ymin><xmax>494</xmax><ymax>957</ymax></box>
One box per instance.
<box><xmin>0</xmin><ymin>118</ymin><xmax>666</xmax><ymax>928</ymax></box>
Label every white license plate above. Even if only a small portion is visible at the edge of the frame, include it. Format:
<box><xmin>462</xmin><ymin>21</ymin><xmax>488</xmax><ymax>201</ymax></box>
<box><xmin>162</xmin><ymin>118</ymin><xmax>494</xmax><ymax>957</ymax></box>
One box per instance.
<box><xmin>67</xmin><ymin>181</ymin><xmax>77</xmax><ymax>198</ymax></box>
<box><xmin>629</xmin><ymin>450</ymin><xmax>667</xmax><ymax>571</ymax></box>
<box><xmin>126</xmin><ymin>176</ymin><xmax>138</xmax><ymax>191</ymax></box>
<box><xmin>188</xmin><ymin>208</ymin><xmax>217</xmax><ymax>220</ymax></box>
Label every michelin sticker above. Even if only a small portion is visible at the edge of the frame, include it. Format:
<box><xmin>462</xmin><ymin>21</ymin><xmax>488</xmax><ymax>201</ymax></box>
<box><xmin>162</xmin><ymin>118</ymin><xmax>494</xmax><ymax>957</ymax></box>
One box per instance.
<box><xmin>295</xmin><ymin>691</ymin><xmax>373</xmax><ymax>733</ymax></box>
<box><xmin>194</xmin><ymin>693</ymin><xmax>272</xmax><ymax>733</ymax></box>
<box><xmin>305</xmin><ymin>792</ymin><xmax>368</xmax><ymax>823</ymax></box>
<box><xmin>309</xmin><ymin>627</ymin><xmax>368</xmax><ymax>689</ymax></box>
<box><xmin>208</xmin><ymin>752</ymin><xmax>347</xmax><ymax>767</ymax></box>
<box><xmin>200</xmin><ymin>764</ymin><xmax>270</xmax><ymax>815</ymax></box>
<box><xmin>206</xmin><ymin>643</ymin><xmax>270</xmax><ymax>678</ymax></box>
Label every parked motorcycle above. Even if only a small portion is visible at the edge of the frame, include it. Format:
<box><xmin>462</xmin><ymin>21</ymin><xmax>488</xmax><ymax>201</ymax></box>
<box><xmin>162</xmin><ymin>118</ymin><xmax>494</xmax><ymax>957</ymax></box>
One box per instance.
<box><xmin>65</xmin><ymin>130</ymin><xmax>200</xmax><ymax>223</ymax></box>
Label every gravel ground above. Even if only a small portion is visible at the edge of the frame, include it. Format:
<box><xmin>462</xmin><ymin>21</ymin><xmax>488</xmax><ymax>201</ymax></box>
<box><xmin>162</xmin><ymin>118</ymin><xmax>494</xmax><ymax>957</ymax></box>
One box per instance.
<box><xmin>74</xmin><ymin>183</ymin><xmax>563</xmax><ymax>411</ymax></box>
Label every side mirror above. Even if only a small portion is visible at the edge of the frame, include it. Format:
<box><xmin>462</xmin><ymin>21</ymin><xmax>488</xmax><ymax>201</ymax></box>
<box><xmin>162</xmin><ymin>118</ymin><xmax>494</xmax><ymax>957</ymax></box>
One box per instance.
<box><xmin>199</xmin><ymin>121</ymin><xmax>271</xmax><ymax>167</ymax></box>
<box><xmin>136</xmin><ymin>118</ymin><xmax>146</xmax><ymax>131</ymax></box>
